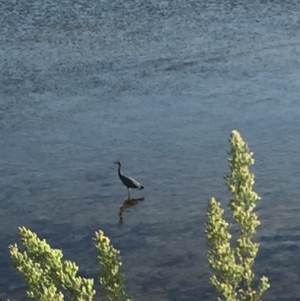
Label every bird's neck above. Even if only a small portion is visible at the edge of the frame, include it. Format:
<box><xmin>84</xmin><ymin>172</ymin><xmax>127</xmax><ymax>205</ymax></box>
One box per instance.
<box><xmin>118</xmin><ymin>165</ymin><xmax>122</xmax><ymax>175</ymax></box>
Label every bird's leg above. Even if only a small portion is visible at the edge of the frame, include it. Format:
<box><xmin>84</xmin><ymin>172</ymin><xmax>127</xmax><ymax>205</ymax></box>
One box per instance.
<box><xmin>127</xmin><ymin>188</ymin><xmax>131</xmax><ymax>200</ymax></box>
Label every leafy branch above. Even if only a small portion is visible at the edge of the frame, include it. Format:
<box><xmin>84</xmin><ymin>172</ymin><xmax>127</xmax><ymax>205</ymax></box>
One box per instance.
<box><xmin>205</xmin><ymin>130</ymin><xmax>270</xmax><ymax>301</ymax></box>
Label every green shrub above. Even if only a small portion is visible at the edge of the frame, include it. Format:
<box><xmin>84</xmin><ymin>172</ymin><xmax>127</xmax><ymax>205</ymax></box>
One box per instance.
<box><xmin>9</xmin><ymin>227</ymin><xmax>131</xmax><ymax>301</ymax></box>
<box><xmin>205</xmin><ymin>130</ymin><xmax>270</xmax><ymax>301</ymax></box>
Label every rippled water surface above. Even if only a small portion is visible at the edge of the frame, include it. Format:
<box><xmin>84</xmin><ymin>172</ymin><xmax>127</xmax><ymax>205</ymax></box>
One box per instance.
<box><xmin>1</xmin><ymin>0</ymin><xmax>300</xmax><ymax>300</ymax></box>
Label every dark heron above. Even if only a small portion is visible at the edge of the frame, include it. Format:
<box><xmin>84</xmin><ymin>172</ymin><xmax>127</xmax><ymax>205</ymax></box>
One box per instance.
<box><xmin>115</xmin><ymin>161</ymin><xmax>144</xmax><ymax>198</ymax></box>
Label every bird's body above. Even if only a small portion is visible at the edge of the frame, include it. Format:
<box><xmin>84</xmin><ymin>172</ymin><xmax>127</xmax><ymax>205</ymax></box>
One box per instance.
<box><xmin>115</xmin><ymin>161</ymin><xmax>144</xmax><ymax>198</ymax></box>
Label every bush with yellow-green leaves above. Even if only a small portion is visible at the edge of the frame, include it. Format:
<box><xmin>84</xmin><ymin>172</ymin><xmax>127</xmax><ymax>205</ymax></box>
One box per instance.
<box><xmin>7</xmin><ymin>130</ymin><xmax>269</xmax><ymax>301</ymax></box>
<box><xmin>205</xmin><ymin>130</ymin><xmax>270</xmax><ymax>301</ymax></box>
<box><xmin>9</xmin><ymin>228</ymin><xmax>131</xmax><ymax>301</ymax></box>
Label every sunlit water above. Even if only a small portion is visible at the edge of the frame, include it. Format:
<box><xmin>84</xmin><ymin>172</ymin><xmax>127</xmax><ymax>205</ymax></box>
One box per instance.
<box><xmin>1</xmin><ymin>0</ymin><xmax>300</xmax><ymax>300</ymax></box>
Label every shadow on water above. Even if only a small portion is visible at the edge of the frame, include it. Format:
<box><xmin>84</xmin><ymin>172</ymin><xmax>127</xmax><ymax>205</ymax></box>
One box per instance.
<box><xmin>119</xmin><ymin>197</ymin><xmax>145</xmax><ymax>224</ymax></box>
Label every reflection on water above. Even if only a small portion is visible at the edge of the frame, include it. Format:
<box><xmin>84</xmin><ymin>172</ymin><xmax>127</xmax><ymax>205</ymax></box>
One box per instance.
<box><xmin>119</xmin><ymin>197</ymin><xmax>145</xmax><ymax>224</ymax></box>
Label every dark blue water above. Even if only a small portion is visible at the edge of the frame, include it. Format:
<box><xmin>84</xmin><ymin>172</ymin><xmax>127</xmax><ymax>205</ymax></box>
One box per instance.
<box><xmin>1</xmin><ymin>0</ymin><xmax>300</xmax><ymax>300</ymax></box>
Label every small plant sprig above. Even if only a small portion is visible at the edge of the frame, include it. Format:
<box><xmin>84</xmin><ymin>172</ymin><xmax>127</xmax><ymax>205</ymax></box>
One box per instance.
<box><xmin>205</xmin><ymin>130</ymin><xmax>270</xmax><ymax>301</ymax></box>
<box><xmin>9</xmin><ymin>227</ymin><xmax>131</xmax><ymax>301</ymax></box>
<box><xmin>9</xmin><ymin>227</ymin><xmax>95</xmax><ymax>301</ymax></box>
<box><xmin>94</xmin><ymin>230</ymin><xmax>132</xmax><ymax>301</ymax></box>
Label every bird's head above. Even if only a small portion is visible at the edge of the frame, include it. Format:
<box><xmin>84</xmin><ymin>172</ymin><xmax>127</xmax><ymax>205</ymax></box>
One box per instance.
<box><xmin>115</xmin><ymin>161</ymin><xmax>121</xmax><ymax>166</ymax></box>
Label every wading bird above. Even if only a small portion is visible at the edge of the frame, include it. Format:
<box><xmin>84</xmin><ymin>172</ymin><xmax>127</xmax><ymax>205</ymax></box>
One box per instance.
<box><xmin>115</xmin><ymin>161</ymin><xmax>144</xmax><ymax>199</ymax></box>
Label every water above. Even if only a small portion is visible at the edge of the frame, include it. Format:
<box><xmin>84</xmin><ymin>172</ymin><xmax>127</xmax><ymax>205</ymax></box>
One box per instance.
<box><xmin>1</xmin><ymin>0</ymin><xmax>300</xmax><ymax>300</ymax></box>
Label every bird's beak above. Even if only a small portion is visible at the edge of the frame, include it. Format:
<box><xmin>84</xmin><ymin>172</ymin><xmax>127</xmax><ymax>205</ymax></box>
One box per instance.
<box><xmin>114</xmin><ymin>161</ymin><xmax>119</xmax><ymax>164</ymax></box>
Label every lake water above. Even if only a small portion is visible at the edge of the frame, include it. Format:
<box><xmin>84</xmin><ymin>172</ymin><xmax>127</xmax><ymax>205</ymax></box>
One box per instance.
<box><xmin>1</xmin><ymin>0</ymin><xmax>300</xmax><ymax>300</ymax></box>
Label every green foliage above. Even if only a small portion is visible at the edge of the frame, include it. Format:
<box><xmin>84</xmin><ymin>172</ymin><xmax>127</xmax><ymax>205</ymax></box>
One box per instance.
<box><xmin>94</xmin><ymin>230</ymin><xmax>132</xmax><ymax>301</ymax></box>
<box><xmin>9</xmin><ymin>227</ymin><xmax>131</xmax><ymax>301</ymax></box>
<box><xmin>205</xmin><ymin>130</ymin><xmax>270</xmax><ymax>301</ymax></box>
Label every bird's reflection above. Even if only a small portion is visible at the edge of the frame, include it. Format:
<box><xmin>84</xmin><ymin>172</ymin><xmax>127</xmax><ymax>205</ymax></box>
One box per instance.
<box><xmin>119</xmin><ymin>197</ymin><xmax>145</xmax><ymax>224</ymax></box>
